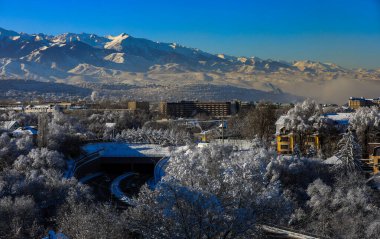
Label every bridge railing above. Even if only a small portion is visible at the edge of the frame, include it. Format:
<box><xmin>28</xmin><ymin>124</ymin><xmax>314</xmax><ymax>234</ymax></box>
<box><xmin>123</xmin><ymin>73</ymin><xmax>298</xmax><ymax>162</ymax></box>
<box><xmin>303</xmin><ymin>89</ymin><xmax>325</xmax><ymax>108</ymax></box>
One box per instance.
<box><xmin>261</xmin><ymin>223</ymin><xmax>326</xmax><ymax>239</ymax></box>
<box><xmin>65</xmin><ymin>149</ymin><xmax>104</xmax><ymax>179</ymax></box>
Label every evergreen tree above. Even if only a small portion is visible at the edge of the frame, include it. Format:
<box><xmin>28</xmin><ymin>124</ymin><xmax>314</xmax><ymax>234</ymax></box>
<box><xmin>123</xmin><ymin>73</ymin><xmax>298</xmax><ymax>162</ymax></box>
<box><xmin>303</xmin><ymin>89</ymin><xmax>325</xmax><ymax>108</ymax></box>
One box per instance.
<box><xmin>335</xmin><ymin>130</ymin><xmax>362</xmax><ymax>173</ymax></box>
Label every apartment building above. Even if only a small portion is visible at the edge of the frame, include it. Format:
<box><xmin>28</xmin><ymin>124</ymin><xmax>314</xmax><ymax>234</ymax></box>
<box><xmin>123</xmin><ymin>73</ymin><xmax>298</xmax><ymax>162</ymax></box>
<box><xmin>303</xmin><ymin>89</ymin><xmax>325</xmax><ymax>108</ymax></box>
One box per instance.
<box><xmin>159</xmin><ymin>101</ymin><xmax>239</xmax><ymax>118</ymax></box>
<box><xmin>348</xmin><ymin>97</ymin><xmax>380</xmax><ymax>109</ymax></box>
<box><xmin>127</xmin><ymin>101</ymin><xmax>150</xmax><ymax>112</ymax></box>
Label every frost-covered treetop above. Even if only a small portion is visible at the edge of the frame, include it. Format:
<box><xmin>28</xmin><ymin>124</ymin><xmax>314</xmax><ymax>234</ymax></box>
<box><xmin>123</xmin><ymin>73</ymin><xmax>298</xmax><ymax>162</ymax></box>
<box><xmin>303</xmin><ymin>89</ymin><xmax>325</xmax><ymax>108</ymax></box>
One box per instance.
<box><xmin>350</xmin><ymin>106</ymin><xmax>380</xmax><ymax>131</ymax></box>
<box><xmin>280</xmin><ymin>99</ymin><xmax>322</xmax><ymax>133</ymax></box>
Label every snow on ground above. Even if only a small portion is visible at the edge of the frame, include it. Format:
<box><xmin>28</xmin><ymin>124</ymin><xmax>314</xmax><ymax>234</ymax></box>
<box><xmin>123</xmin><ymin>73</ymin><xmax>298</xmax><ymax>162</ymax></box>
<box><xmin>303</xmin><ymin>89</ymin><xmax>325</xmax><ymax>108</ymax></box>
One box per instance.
<box><xmin>82</xmin><ymin>142</ymin><xmax>170</xmax><ymax>158</ymax></box>
<box><xmin>324</xmin><ymin>156</ymin><xmax>341</xmax><ymax>165</ymax></box>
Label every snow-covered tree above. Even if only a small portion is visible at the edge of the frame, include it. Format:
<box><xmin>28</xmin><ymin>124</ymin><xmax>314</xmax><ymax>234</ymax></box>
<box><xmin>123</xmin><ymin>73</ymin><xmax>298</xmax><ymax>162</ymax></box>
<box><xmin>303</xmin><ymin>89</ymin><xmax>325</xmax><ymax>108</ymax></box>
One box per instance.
<box><xmin>47</xmin><ymin>112</ymin><xmax>85</xmax><ymax>155</ymax></box>
<box><xmin>58</xmin><ymin>202</ymin><xmax>128</xmax><ymax>239</ymax></box>
<box><xmin>281</xmin><ymin>99</ymin><xmax>322</xmax><ymax>152</ymax></box>
<box><xmin>13</xmin><ymin>148</ymin><xmax>66</xmax><ymax>174</ymax></box>
<box><xmin>127</xmin><ymin>143</ymin><xmax>291</xmax><ymax>238</ymax></box>
<box><xmin>115</xmin><ymin>128</ymin><xmax>192</xmax><ymax>146</ymax></box>
<box><xmin>283</xmin><ymin>99</ymin><xmax>321</xmax><ymax>133</ymax></box>
<box><xmin>290</xmin><ymin>175</ymin><xmax>380</xmax><ymax>239</ymax></box>
<box><xmin>335</xmin><ymin>130</ymin><xmax>362</xmax><ymax>173</ymax></box>
<box><xmin>306</xmin><ymin>145</ymin><xmax>317</xmax><ymax>158</ymax></box>
<box><xmin>91</xmin><ymin>91</ymin><xmax>99</xmax><ymax>102</ymax></box>
<box><xmin>265</xmin><ymin>155</ymin><xmax>332</xmax><ymax>205</ymax></box>
<box><xmin>0</xmin><ymin>133</ymin><xmax>34</xmax><ymax>169</ymax></box>
<box><xmin>0</xmin><ymin>196</ymin><xmax>42</xmax><ymax>238</ymax></box>
<box><xmin>349</xmin><ymin>106</ymin><xmax>380</xmax><ymax>154</ymax></box>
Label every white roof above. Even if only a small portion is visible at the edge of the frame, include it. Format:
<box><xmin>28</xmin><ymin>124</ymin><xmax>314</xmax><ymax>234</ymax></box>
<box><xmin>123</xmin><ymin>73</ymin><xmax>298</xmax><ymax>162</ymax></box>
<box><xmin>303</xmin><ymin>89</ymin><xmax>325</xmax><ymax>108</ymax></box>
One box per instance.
<box><xmin>323</xmin><ymin>113</ymin><xmax>352</xmax><ymax>121</ymax></box>
<box><xmin>82</xmin><ymin>142</ymin><xmax>170</xmax><ymax>158</ymax></box>
<box><xmin>12</xmin><ymin>126</ymin><xmax>38</xmax><ymax>136</ymax></box>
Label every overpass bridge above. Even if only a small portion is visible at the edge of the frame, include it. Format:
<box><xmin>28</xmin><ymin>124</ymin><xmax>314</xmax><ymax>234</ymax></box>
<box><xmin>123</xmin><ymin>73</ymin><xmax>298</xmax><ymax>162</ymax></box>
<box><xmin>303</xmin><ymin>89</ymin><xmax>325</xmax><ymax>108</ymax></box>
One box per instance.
<box><xmin>65</xmin><ymin>142</ymin><xmax>170</xmax><ymax>205</ymax></box>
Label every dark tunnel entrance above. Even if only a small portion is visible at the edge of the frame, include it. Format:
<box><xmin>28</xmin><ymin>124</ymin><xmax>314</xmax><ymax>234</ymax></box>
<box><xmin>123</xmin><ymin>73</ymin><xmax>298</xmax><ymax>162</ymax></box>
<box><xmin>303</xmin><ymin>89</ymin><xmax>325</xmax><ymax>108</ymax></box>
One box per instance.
<box><xmin>99</xmin><ymin>157</ymin><xmax>159</xmax><ymax>175</ymax></box>
<box><xmin>74</xmin><ymin>156</ymin><xmax>163</xmax><ymax>205</ymax></box>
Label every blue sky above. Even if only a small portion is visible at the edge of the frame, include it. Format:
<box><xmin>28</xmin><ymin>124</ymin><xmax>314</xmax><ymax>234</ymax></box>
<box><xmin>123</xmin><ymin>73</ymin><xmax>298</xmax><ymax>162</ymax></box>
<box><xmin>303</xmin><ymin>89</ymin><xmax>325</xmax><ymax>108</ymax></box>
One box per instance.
<box><xmin>0</xmin><ymin>0</ymin><xmax>380</xmax><ymax>68</ymax></box>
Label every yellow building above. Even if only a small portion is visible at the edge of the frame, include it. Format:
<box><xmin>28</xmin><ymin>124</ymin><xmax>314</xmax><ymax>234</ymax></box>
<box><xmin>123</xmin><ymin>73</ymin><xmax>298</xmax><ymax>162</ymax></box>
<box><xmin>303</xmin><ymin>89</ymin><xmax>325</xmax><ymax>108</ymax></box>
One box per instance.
<box><xmin>276</xmin><ymin>133</ymin><xmax>320</xmax><ymax>155</ymax></box>
<box><xmin>348</xmin><ymin>97</ymin><xmax>380</xmax><ymax>109</ymax></box>
<box><xmin>368</xmin><ymin>143</ymin><xmax>380</xmax><ymax>174</ymax></box>
<box><xmin>275</xmin><ymin>115</ymin><xmax>320</xmax><ymax>155</ymax></box>
<box><xmin>276</xmin><ymin>133</ymin><xmax>294</xmax><ymax>155</ymax></box>
<box><xmin>195</xmin><ymin>130</ymin><xmax>214</xmax><ymax>143</ymax></box>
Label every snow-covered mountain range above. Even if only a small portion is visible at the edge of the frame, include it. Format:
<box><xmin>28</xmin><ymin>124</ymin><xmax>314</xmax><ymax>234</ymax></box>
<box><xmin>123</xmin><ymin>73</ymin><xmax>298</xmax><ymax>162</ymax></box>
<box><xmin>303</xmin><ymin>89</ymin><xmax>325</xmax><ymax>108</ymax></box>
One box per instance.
<box><xmin>1</xmin><ymin>27</ymin><xmax>379</xmax><ymax>103</ymax></box>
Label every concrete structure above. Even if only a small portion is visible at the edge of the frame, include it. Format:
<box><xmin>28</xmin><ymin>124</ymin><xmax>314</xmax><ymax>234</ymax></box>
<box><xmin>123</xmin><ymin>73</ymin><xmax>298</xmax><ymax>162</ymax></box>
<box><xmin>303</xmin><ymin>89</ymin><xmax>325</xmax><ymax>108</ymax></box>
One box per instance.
<box><xmin>160</xmin><ymin>101</ymin><xmax>239</xmax><ymax>118</ymax></box>
<box><xmin>73</xmin><ymin>143</ymin><xmax>169</xmax><ymax>179</ymax></box>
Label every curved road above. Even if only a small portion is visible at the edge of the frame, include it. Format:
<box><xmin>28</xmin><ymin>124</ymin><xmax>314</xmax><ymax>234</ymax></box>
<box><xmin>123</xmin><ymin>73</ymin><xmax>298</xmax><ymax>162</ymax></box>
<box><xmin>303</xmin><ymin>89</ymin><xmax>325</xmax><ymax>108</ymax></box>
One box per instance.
<box><xmin>110</xmin><ymin>172</ymin><xmax>138</xmax><ymax>206</ymax></box>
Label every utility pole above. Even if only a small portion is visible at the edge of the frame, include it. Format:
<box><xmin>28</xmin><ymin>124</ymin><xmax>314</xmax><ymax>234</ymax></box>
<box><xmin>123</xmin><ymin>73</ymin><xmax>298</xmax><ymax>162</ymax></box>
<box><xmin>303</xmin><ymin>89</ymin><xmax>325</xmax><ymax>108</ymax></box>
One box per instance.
<box><xmin>38</xmin><ymin>113</ymin><xmax>49</xmax><ymax>148</ymax></box>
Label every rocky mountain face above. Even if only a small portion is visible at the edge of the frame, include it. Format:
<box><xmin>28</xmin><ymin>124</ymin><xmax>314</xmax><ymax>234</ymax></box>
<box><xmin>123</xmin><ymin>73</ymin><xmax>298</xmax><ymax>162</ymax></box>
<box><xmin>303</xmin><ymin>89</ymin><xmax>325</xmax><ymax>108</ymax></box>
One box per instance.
<box><xmin>0</xmin><ymin>27</ymin><xmax>379</xmax><ymax>103</ymax></box>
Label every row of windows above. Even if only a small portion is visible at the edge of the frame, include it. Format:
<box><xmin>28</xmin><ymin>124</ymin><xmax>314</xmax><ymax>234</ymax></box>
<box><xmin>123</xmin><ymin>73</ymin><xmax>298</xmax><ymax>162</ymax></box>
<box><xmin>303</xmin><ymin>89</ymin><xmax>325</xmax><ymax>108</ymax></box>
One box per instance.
<box><xmin>279</xmin><ymin>137</ymin><xmax>316</xmax><ymax>142</ymax></box>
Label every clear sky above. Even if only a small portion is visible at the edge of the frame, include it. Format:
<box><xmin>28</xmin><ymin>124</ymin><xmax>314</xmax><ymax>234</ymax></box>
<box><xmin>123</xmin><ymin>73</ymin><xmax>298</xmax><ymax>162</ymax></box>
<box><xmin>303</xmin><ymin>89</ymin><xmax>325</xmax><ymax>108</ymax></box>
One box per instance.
<box><xmin>0</xmin><ymin>0</ymin><xmax>380</xmax><ymax>69</ymax></box>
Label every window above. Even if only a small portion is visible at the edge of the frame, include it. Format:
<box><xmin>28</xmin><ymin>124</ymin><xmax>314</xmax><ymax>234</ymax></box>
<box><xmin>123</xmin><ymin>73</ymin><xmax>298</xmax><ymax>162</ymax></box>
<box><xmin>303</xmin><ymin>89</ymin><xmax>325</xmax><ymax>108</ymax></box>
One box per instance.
<box><xmin>281</xmin><ymin>145</ymin><xmax>288</xmax><ymax>149</ymax></box>
<box><xmin>374</xmin><ymin>147</ymin><xmax>380</xmax><ymax>156</ymax></box>
<box><xmin>307</xmin><ymin>137</ymin><xmax>315</xmax><ymax>143</ymax></box>
<box><xmin>280</xmin><ymin>137</ymin><xmax>289</xmax><ymax>142</ymax></box>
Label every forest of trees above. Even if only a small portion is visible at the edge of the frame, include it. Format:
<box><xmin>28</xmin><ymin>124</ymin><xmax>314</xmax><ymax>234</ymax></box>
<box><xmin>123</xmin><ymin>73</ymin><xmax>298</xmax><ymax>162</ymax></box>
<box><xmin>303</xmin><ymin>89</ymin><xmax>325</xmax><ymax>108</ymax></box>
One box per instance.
<box><xmin>0</xmin><ymin>100</ymin><xmax>380</xmax><ymax>238</ymax></box>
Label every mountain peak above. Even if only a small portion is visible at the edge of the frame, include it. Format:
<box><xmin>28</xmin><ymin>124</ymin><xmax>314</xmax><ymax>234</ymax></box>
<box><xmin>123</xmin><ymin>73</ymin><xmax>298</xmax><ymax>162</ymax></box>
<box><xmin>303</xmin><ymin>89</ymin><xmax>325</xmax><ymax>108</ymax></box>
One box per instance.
<box><xmin>0</xmin><ymin>27</ymin><xmax>19</xmax><ymax>38</ymax></box>
<box><xmin>107</xmin><ymin>33</ymin><xmax>130</xmax><ymax>40</ymax></box>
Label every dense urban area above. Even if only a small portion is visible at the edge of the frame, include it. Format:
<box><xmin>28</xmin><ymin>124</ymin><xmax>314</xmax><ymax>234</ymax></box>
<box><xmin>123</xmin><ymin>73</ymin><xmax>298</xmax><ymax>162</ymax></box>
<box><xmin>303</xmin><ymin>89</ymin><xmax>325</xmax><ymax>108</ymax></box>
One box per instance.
<box><xmin>1</xmin><ymin>94</ymin><xmax>380</xmax><ymax>239</ymax></box>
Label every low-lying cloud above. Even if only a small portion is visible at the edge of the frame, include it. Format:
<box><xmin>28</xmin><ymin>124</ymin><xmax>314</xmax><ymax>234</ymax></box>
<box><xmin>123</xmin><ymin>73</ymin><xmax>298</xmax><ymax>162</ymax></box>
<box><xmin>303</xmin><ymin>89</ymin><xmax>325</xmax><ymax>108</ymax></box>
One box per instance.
<box><xmin>282</xmin><ymin>78</ymin><xmax>380</xmax><ymax>104</ymax></box>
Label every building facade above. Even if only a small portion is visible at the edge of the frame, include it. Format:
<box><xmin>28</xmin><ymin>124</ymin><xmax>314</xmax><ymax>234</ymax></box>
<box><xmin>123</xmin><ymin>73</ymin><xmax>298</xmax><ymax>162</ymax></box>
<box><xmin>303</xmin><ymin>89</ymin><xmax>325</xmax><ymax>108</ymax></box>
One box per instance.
<box><xmin>159</xmin><ymin>101</ymin><xmax>239</xmax><ymax>118</ymax></box>
<box><xmin>275</xmin><ymin>115</ymin><xmax>321</xmax><ymax>155</ymax></box>
<box><xmin>128</xmin><ymin>101</ymin><xmax>149</xmax><ymax>112</ymax></box>
<box><xmin>367</xmin><ymin>143</ymin><xmax>380</xmax><ymax>174</ymax></box>
<box><xmin>276</xmin><ymin>132</ymin><xmax>320</xmax><ymax>155</ymax></box>
<box><xmin>348</xmin><ymin>97</ymin><xmax>380</xmax><ymax>109</ymax></box>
